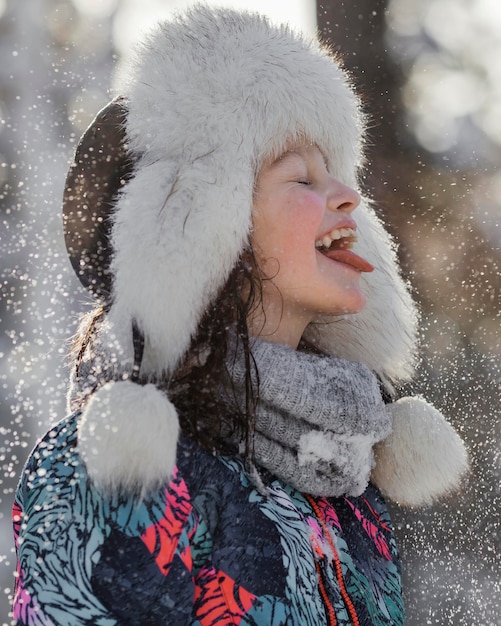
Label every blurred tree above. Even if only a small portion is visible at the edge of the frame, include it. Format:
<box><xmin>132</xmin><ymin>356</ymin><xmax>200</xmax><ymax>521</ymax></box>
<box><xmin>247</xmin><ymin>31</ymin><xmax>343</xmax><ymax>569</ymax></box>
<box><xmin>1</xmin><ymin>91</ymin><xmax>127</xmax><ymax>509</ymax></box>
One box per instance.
<box><xmin>317</xmin><ymin>1</ymin><xmax>500</xmax><ymax>624</ymax></box>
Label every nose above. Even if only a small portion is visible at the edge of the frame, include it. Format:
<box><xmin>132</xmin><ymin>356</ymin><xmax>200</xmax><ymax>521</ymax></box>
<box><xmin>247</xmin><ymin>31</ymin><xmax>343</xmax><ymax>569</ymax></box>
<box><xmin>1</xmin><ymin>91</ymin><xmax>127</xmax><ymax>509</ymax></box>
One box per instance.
<box><xmin>327</xmin><ymin>180</ymin><xmax>361</xmax><ymax>214</ymax></box>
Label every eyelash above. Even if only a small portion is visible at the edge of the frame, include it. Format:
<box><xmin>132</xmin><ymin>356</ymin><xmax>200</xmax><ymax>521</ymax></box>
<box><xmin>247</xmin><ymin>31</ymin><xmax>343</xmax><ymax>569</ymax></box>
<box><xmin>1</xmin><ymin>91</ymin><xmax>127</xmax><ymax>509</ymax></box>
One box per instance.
<box><xmin>297</xmin><ymin>179</ymin><xmax>312</xmax><ymax>185</ymax></box>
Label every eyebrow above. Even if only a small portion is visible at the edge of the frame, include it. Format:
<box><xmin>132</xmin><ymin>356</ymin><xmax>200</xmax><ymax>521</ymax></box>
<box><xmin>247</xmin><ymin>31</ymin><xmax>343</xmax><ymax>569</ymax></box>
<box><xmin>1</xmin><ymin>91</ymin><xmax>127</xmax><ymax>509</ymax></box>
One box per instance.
<box><xmin>274</xmin><ymin>147</ymin><xmax>329</xmax><ymax>170</ymax></box>
<box><xmin>272</xmin><ymin>150</ymin><xmax>305</xmax><ymax>168</ymax></box>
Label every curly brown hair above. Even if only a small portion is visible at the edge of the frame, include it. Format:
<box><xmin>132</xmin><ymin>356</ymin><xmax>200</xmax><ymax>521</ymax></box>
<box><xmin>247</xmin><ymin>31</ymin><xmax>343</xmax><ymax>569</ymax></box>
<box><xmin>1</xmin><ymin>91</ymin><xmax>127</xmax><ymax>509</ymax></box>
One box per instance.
<box><xmin>168</xmin><ymin>250</ymin><xmax>264</xmax><ymax>456</ymax></box>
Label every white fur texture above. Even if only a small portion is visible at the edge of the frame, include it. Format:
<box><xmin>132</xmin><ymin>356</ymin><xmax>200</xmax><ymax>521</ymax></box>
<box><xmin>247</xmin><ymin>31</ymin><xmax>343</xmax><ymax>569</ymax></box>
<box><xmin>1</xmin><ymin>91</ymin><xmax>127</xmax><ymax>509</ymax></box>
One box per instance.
<box><xmin>371</xmin><ymin>396</ymin><xmax>469</xmax><ymax>506</ymax></box>
<box><xmin>105</xmin><ymin>5</ymin><xmax>417</xmax><ymax>381</ymax></box>
<box><xmin>78</xmin><ymin>381</ymin><xmax>179</xmax><ymax>494</ymax></box>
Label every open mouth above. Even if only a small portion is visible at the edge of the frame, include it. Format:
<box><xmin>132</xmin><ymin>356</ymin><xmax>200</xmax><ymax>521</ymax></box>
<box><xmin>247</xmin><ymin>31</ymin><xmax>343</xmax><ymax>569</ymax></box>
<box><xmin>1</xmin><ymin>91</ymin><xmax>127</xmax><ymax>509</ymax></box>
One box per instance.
<box><xmin>315</xmin><ymin>227</ymin><xmax>374</xmax><ymax>273</ymax></box>
<box><xmin>315</xmin><ymin>227</ymin><xmax>357</xmax><ymax>254</ymax></box>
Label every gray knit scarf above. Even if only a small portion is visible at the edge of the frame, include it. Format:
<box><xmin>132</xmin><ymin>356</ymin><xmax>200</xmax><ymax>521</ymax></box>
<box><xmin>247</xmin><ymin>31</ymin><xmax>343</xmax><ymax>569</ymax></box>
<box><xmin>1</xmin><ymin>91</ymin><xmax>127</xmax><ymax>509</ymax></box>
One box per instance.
<box><xmin>229</xmin><ymin>338</ymin><xmax>392</xmax><ymax>497</ymax></box>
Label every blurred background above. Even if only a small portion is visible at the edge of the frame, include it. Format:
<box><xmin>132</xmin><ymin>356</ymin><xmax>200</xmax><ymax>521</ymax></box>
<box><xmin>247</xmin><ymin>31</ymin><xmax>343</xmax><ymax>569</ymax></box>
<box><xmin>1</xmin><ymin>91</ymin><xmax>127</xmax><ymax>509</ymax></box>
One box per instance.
<box><xmin>0</xmin><ymin>0</ymin><xmax>499</xmax><ymax>624</ymax></box>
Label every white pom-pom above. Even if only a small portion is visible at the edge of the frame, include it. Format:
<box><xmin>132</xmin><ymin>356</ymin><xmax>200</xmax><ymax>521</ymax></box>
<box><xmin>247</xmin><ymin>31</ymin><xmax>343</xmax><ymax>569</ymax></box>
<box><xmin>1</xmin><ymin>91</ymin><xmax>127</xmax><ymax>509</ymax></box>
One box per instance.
<box><xmin>371</xmin><ymin>396</ymin><xmax>469</xmax><ymax>507</ymax></box>
<box><xmin>78</xmin><ymin>380</ymin><xmax>179</xmax><ymax>494</ymax></box>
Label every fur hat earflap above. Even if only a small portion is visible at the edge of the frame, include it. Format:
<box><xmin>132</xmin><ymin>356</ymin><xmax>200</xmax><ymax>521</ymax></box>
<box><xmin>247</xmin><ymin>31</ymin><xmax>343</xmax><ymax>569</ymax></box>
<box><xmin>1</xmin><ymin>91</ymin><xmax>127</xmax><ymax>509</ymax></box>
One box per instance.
<box><xmin>371</xmin><ymin>396</ymin><xmax>469</xmax><ymax>506</ymax></box>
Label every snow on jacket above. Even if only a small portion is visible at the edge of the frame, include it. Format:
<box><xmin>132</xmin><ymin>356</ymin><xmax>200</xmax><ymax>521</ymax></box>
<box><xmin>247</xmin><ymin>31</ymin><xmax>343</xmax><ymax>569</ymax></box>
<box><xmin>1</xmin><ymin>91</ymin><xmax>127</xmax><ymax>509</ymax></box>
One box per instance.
<box><xmin>12</xmin><ymin>411</ymin><xmax>404</xmax><ymax>626</ymax></box>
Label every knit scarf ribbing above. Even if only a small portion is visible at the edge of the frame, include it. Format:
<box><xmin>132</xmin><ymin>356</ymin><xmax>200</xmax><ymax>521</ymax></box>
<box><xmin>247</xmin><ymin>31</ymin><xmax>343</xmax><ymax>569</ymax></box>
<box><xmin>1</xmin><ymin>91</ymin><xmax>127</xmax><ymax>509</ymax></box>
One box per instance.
<box><xmin>229</xmin><ymin>339</ymin><xmax>392</xmax><ymax>497</ymax></box>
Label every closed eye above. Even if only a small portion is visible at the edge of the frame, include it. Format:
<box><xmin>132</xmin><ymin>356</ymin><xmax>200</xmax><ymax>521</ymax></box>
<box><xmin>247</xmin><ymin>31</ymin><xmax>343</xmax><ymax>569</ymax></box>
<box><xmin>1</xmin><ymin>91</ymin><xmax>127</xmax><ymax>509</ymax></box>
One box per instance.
<box><xmin>297</xmin><ymin>179</ymin><xmax>312</xmax><ymax>185</ymax></box>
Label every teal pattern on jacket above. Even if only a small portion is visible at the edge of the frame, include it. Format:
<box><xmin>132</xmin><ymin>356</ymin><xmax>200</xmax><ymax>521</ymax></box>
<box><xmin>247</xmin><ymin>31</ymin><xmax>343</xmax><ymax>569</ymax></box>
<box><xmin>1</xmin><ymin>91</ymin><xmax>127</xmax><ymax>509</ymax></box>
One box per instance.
<box><xmin>13</xmin><ymin>412</ymin><xmax>404</xmax><ymax>625</ymax></box>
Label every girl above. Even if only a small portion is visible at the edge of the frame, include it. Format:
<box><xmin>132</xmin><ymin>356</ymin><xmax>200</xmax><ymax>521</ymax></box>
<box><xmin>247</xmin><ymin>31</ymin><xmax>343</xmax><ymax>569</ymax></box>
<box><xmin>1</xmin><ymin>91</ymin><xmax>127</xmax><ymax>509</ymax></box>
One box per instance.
<box><xmin>12</xmin><ymin>5</ymin><xmax>468</xmax><ymax>625</ymax></box>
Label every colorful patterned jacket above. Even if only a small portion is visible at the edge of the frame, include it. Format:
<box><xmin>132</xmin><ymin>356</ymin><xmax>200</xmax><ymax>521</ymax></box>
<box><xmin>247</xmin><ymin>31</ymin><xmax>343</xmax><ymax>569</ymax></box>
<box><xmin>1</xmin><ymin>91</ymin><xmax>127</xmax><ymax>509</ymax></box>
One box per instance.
<box><xmin>13</xmin><ymin>411</ymin><xmax>404</xmax><ymax>625</ymax></box>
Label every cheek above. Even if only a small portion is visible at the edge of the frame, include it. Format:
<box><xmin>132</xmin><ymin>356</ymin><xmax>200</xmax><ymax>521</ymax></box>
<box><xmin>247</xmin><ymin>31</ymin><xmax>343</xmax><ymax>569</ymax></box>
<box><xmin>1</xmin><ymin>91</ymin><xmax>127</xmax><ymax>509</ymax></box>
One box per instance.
<box><xmin>283</xmin><ymin>196</ymin><xmax>324</xmax><ymax>246</ymax></box>
<box><xmin>277</xmin><ymin>188</ymin><xmax>324</xmax><ymax>228</ymax></box>
<box><xmin>251</xmin><ymin>192</ymin><xmax>324</xmax><ymax>262</ymax></box>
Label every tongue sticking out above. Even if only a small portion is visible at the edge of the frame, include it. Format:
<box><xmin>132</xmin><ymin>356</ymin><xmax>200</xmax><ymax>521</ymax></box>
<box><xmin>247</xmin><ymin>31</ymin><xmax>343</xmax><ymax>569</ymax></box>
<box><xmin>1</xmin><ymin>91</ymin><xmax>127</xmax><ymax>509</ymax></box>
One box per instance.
<box><xmin>323</xmin><ymin>249</ymin><xmax>374</xmax><ymax>273</ymax></box>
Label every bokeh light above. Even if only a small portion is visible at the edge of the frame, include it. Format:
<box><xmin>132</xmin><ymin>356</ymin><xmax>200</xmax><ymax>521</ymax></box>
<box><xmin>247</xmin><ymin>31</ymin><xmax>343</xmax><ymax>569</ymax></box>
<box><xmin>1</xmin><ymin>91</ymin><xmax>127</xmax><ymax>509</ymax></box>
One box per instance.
<box><xmin>109</xmin><ymin>0</ymin><xmax>316</xmax><ymax>57</ymax></box>
<box><xmin>388</xmin><ymin>0</ymin><xmax>501</xmax><ymax>155</ymax></box>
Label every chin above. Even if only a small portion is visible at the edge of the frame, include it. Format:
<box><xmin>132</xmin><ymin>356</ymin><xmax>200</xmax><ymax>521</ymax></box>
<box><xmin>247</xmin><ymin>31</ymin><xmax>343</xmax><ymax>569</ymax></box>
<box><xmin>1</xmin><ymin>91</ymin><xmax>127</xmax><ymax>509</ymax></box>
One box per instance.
<box><xmin>329</xmin><ymin>286</ymin><xmax>367</xmax><ymax>316</ymax></box>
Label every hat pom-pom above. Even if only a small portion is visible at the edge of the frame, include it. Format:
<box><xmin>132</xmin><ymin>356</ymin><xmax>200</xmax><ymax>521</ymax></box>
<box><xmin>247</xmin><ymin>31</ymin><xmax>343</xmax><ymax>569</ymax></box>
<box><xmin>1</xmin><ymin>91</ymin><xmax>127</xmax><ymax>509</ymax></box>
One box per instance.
<box><xmin>372</xmin><ymin>396</ymin><xmax>469</xmax><ymax>507</ymax></box>
<box><xmin>77</xmin><ymin>380</ymin><xmax>179</xmax><ymax>495</ymax></box>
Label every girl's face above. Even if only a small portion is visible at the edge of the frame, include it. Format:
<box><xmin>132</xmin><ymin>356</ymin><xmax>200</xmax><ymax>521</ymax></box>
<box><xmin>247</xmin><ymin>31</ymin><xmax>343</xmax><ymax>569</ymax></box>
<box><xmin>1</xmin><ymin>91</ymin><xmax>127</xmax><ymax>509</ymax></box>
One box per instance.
<box><xmin>249</xmin><ymin>144</ymin><xmax>373</xmax><ymax>348</ymax></box>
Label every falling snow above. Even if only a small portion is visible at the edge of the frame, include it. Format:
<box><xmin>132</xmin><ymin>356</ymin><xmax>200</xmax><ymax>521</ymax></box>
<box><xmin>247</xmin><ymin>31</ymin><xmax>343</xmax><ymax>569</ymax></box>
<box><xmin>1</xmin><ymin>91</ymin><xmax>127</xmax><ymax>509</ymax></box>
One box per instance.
<box><xmin>1</xmin><ymin>1</ymin><xmax>500</xmax><ymax>625</ymax></box>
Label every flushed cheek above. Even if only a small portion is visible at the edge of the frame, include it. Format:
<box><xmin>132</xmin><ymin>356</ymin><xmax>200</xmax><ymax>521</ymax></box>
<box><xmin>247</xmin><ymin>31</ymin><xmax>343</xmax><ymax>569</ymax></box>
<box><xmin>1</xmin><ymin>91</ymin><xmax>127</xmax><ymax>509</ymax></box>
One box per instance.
<box><xmin>251</xmin><ymin>191</ymin><xmax>324</xmax><ymax>268</ymax></box>
<box><xmin>280</xmin><ymin>203</ymin><xmax>324</xmax><ymax>248</ymax></box>
<box><xmin>288</xmin><ymin>192</ymin><xmax>325</xmax><ymax>225</ymax></box>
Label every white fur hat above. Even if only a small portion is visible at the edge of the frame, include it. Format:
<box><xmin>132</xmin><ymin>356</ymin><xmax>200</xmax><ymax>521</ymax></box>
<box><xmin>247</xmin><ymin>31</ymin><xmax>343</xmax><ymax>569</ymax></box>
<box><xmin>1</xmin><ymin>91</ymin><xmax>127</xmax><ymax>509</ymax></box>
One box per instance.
<box><xmin>64</xmin><ymin>4</ymin><xmax>468</xmax><ymax>503</ymax></box>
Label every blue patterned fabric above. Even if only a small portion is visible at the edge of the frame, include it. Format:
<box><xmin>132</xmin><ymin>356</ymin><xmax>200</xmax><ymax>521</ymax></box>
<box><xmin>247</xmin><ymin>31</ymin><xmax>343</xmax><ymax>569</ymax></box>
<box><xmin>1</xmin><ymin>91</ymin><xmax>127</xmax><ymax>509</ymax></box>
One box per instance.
<box><xmin>13</xmin><ymin>412</ymin><xmax>404</xmax><ymax>625</ymax></box>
